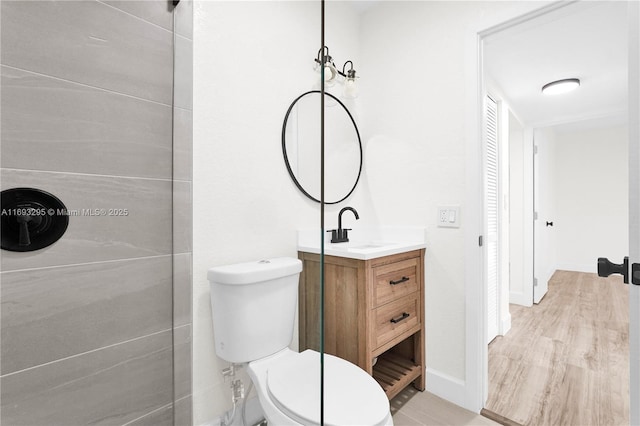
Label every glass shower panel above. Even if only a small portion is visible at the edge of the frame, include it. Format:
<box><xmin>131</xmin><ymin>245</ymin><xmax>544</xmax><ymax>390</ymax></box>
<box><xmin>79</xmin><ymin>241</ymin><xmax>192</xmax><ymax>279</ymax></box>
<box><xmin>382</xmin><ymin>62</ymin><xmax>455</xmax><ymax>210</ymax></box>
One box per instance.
<box><xmin>189</xmin><ymin>1</ymin><xmax>323</xmax><ymax>425</ymax></box>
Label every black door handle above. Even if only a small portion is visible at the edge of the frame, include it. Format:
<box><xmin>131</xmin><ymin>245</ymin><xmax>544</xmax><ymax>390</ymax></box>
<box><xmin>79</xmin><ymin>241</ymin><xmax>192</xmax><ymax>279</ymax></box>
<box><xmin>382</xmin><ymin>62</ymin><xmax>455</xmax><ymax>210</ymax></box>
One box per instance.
<box><xmin>597</xmin><ymin>256</ymin><xmax>629</xmax><ymax>284</ymax></box>
<box><xmin>546</xmin><ymin>221</ymin><xmax>553</xmax><ymax>227</ymax></box>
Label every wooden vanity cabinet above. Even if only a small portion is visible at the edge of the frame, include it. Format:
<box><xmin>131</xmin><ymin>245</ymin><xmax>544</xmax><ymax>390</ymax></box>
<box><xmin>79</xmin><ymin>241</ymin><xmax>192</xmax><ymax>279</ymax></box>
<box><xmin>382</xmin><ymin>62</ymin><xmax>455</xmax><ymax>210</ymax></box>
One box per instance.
<box><xmin>298</xmin><ymin>249</ymin><xmax>426</xmax><ymax>399</ymax></box>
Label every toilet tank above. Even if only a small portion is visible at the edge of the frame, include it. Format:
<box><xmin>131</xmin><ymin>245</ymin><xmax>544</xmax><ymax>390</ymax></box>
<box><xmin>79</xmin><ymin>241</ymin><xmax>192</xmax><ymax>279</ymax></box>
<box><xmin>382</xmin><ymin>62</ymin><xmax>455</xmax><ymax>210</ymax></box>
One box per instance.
<box><xmin>208</xmin><ymin>257</ymin><xmax>302</xmax><ymax>363</ymax></box>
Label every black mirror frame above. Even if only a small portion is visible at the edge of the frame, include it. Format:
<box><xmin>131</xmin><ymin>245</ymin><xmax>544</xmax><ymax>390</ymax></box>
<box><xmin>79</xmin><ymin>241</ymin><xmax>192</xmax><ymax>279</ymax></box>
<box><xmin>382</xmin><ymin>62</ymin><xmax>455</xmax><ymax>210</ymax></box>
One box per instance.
<box><xmin>282</xmin><ymin>90</ymin><xmax>363</xmax><ymax>204</ymax></box>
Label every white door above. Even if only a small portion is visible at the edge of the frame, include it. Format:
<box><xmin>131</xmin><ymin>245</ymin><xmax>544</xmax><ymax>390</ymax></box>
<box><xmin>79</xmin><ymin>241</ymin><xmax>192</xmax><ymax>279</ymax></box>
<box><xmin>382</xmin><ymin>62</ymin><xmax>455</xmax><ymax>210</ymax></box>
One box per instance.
<box><xmin>485</xmin><ymin>94</ymin><xmax>499</xmax><ymax>343</ymax></box>
<box><xmin>533</xmin><ymin>129</ymin><xmax>550</xmax><ymax>304</ymax></box>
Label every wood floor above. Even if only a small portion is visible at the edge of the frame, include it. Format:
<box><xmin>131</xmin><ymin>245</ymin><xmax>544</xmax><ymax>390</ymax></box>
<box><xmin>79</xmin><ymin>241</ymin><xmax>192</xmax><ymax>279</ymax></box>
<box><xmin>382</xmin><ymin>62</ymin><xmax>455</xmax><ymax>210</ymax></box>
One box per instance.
<box><xmin>485</xmin><ymin>270</ymin><xmax>629</xmax><ymax>426</ymax></box>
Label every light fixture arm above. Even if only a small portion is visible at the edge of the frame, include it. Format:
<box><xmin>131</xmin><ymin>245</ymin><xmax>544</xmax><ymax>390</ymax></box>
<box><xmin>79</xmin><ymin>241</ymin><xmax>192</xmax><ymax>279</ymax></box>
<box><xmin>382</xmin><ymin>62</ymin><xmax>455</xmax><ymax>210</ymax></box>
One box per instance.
<box><xmin>341</xmin><ymin>60</ymin><xmax>355</xmax><ymax>78</ymax></box>
<box><xmin>313</xmin><ymin>46</ymin><xmax>359</xmax><ymax>98</ymax></box>
<box><xmin>313</xmin><ymin>46</ymin><xmax>357</xmax><ymax>78</ymax></box>
<box><xmin>315</xmin><ymin>46</ymin><xmax>333</xmax><ymax>66</ymax></box>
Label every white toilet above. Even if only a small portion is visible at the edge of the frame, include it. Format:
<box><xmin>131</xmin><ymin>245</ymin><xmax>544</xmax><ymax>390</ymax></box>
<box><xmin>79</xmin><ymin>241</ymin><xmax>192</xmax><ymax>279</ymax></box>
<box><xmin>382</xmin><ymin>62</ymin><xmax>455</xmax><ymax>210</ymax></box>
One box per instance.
<box><xmin>208</xmin><ymin>257</ymin><xmax>393</xmax><ymax>426</ymax></box>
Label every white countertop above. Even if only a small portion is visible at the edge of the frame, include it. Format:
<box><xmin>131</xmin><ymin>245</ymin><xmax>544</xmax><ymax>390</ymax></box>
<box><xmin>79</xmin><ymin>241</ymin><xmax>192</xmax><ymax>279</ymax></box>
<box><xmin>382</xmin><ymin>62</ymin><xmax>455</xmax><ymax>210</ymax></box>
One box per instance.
<box><xmin>297</xmin><ymin>227</ymin><xmax>426</xmax><ymax>260</ymax></box>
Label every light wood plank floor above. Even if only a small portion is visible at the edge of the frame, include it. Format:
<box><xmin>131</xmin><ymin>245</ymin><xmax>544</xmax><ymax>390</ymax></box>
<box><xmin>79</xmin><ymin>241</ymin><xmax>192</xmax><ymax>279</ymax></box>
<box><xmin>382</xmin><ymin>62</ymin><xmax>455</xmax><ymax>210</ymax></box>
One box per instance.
<box><xmin>391</xmin><ymin>386</ymin><xmax>499</xmax><ymax>425</ymax></box>
<box><xmin>485</xmin><ymin>270</ymin><xmax>629</xmax><ymax>426</ymax></box>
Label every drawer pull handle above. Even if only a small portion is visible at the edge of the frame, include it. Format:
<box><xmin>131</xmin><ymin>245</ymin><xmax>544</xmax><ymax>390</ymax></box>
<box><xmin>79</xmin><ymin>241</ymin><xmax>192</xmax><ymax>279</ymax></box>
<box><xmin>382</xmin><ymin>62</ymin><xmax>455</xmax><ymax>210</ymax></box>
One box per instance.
<box><xmin>390</xmin><ymin>276</ymin><xmax>410</xmax><ymax>285</ymax></box>
<box><xmin>390</xmin><ymin>312</ymin><xmax>410</xmax><ymax>323</ymax></box>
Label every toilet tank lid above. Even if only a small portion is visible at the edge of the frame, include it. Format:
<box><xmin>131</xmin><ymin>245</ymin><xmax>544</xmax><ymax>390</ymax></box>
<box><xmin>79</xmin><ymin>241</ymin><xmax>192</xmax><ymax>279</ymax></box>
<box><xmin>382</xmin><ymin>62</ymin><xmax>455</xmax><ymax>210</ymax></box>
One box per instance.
<box><xmin>208</xmin><ymin>257</ymin><xmax>302</xmax><ymax>285</ymax></box>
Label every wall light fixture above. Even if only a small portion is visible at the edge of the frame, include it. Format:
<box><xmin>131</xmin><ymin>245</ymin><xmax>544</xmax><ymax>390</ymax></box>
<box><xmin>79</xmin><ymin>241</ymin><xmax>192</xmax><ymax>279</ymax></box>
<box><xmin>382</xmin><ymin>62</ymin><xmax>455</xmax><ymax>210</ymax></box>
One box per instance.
<box><xmin>314</xmin><ymin>46</ymin><xmax>359</xmax><ymax>98</ymax></box>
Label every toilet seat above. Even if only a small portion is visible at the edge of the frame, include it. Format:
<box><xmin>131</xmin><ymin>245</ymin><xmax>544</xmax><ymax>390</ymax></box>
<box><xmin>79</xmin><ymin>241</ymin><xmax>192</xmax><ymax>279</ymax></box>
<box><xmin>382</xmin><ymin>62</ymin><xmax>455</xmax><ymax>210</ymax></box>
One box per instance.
<box><xmin>266</xmin><ymin>350</ymin><xmax>390</xmax><ymax>426</ymax></box>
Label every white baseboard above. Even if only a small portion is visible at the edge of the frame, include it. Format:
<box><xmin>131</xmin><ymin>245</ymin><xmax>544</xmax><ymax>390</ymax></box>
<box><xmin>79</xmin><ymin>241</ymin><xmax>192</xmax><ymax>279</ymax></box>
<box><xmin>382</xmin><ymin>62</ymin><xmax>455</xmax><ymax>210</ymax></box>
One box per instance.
<box><xmin>556</xmin><ymin>263</ymin><xmax>596</xmax><ymax>274</ymax></box>
<box><xmin>425</xmin><ymin>367</ymin><xmax>467</xmax><ymax>409</ymax></box>
<box><xmin>544</xmin><ymin>266</ymin><xmax>557</xmax><ymax>284</ymax></box>
<box><xmin>509</xmin><ymin>291</ymin><xmax>531</xmax><ymax>307</ymax></box>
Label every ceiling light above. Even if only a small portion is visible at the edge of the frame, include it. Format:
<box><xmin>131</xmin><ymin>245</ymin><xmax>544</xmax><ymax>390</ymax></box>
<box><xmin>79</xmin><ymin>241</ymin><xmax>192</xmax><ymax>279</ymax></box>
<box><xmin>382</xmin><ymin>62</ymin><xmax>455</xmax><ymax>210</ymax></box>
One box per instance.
<box><xmin>541</xmin><ymin>78</ymin><xmax>580</xmax><ymax>95</ymax></box>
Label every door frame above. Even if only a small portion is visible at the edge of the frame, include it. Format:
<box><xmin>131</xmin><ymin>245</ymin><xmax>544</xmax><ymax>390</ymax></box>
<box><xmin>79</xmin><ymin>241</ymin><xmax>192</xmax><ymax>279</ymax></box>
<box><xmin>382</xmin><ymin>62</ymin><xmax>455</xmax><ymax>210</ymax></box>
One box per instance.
<box><xmin>628</xmin><ymin>1</ymin><xmax>639</xmax><ymax>422</ymax></box>
<box><xmin>465</xmin><ymin>0</ymin><xmax>640</xmax><ymax>418</ymax></box>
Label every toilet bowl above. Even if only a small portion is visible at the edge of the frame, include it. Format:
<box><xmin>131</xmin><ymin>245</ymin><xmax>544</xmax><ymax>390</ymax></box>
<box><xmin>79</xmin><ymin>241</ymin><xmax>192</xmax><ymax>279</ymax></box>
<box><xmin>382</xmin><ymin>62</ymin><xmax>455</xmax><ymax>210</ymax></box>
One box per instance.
<box><xmin>247</xmin><ymin>348</ymin><xmax>393</xmax><ymax>426</ymax></box>
<box><xmin>208</xmin><ymin>257</ymin><xmax>393</xmax><ymax>425</ymax></box>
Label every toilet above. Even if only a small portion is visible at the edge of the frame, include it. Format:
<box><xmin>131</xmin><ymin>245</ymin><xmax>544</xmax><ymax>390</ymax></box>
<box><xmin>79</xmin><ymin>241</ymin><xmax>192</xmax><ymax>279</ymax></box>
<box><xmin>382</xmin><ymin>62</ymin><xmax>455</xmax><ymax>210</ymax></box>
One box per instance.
<box><xmin>208</xmin><ymin>257</ymin><xmax>393</xmax><ymax>426</ymax></box>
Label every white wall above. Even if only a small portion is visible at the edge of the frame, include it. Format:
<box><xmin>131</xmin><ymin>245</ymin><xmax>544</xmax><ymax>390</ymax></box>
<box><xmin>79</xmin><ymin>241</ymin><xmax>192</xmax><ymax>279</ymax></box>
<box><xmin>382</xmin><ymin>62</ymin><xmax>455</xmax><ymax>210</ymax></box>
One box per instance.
<box><xmin>192</xmin><ymin>2</ymin><xmax>360</xmax><ymax>423</ymax></box>
<box><xmin>357</xmin><ymin>1</ymin><xmax>467</xmax><ymax>382</ymax></box>
<box><xmin>552</xmin><ymin>124</ymin><xmax>628</xmax><ymax>272</ymax></box>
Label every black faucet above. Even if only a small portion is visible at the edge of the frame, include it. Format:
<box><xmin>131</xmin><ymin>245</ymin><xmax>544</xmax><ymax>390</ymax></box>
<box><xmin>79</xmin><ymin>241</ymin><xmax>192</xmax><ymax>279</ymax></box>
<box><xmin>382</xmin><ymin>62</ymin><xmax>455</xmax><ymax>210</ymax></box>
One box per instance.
<box><xmin>328</xmin><ymin>207</ymin><xmax>359</xmax><ymax>243</ymax></box>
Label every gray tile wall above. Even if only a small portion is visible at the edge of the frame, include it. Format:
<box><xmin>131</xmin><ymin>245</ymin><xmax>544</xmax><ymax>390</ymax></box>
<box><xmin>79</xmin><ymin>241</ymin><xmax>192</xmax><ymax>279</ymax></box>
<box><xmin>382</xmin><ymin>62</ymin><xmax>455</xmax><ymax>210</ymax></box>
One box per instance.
<box><xmin>172</xmin><ymin>0</ymin><xmax>194</xmax><ymax>424</ymax></box>
<box><xmin>0</xmin><ymin>0</ymin><xmax>193</xmax><ymax>425</ymax></box>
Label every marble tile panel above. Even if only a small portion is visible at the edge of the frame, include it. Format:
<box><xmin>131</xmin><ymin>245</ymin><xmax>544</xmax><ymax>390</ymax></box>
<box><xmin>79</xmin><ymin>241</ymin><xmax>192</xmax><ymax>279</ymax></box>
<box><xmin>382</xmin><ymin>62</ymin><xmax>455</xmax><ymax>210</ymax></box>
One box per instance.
<box><xmin>175</xmin><ymin>0</ymin><xmax>193</xmax><ymax>40</ymax></box>
<box><xmin>173</xmin><ymin>180</ymin><xmax>192</xmax><ymax>254</ymax></box>
<box><xmin>173</xmin><ymin>253</ymin><xmax>192</xmax><ymax>327</ymax></box>
<box><xmin>173</xmin><ymin>325</ymin><xmax>192</xmax><ymax>401</ymax></box>
<box><xmin>1</xmin><ymin>66</ymin><xmax>172</xmax><ymax>179</ymax></box>
<box><xmin>126</xmin><ymin>404</ymin><xmax>173</xmax><ymax>426</ymax></box>
<box><xmin>1</xmin><ymin>0</ymin><xmax>173</xmax><ymax>105</ymax></box>
<box><xmin>173</xmin><ymin>107</ymin><xmax>193</xmax><ymax>182</ymax></box>
<box><xmin>1</xmin><ymin>169</ymin><xmax>172</xmax><ymax>271</ymax></box>
<box><xmin>1</xmin><ymin>256</ymin><xmax>172</xmax><ymax>374</ymax></box>
<box><xmin>102</xmin><ymin>0</ymin><xmax>173</xmax><ymax>32</ymax></box>
<box><xmin>174</xmin><ymin>396</ymin><xmax>193</xmax><ymax>426</ymax></box>
<box><xmin>174</xmin><ymin>35</ymin><xmax>193</xmax><ymax>111</ymax></box>
<box><xmin>1</xmin><ymin>330</ymin><xmax>173</xmax><ymax>426</ymax></box>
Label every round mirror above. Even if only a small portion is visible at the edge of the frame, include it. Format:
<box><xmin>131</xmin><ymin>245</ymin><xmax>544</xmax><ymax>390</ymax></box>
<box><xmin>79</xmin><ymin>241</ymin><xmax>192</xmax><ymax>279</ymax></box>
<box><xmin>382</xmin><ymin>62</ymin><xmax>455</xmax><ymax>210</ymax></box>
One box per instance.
<box><xmin>282</xmin><ymin>91</ymin><xmax>362</xmax><ymax>204</ymax></box>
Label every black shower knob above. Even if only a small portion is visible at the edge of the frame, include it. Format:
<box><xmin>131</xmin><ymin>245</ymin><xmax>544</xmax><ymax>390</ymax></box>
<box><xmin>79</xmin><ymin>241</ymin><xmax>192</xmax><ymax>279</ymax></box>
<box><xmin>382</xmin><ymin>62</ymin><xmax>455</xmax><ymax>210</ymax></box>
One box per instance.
<box><xmin>1</xmin><ymin>188</ymin><xmax>69</xmax><ymax>252</ymax></box>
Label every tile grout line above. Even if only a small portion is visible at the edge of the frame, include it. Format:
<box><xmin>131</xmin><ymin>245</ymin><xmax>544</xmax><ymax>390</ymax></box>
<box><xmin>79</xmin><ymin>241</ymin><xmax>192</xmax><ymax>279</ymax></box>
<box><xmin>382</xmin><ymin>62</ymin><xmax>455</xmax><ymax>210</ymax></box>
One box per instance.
<box><xmin>121</xmin><ymin>387</ymin><xmax>194</xmax><ymax>426</ymax></box>
<box><xmin>0</xmin><ymin>254</ymin><xmax>175</xmax><ymax>275</ymax></box>
<box><xmin>2</xmin><ymin>167</ymin><xmax>193</xmax><ymax>184</ymax></box>
<box><xmin>0</xmin><ymin>166</ymin><xmax>178</xmax><ymax>183</ymax></box>
<box><xmin>2</xmin><ymin>166</ymin><xmax>194</xmax><ymax>185</ymax></box>
<box><xmin>0</xmin><ymin>327</ymin><xmax>174</xmax><ymax>379</ymax></box>
<box><xmin>174</xmin><ymin>394</ymin><xmax>191</xmax><ymax>404</ymax></box>
<box><xmin>121</xmin><ymin>402</ymin><xmax>173</xmax><ymax>426</ymax></box>
<box><xmin>96</xmin><ymin>0</ymin><xmax>193</xmax><ymax>43</ymax></box>
<box><xmin>1</xmin><ymin>64</ymin><xmax>173</xmax><ymax>109</ymax></box>
<box><xmin>96</xmin><ymin>0</ymin><xmax>173</xmax><ymax>35</ymax></box>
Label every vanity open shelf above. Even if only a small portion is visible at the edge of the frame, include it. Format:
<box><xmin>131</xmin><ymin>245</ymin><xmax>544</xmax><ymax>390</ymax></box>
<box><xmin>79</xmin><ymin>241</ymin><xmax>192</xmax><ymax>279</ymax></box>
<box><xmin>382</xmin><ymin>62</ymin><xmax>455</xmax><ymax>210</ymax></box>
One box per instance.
<box><xmin>373</xmin><ymin>348</ymin><xmax>422</xmax><ymax>399</ymax></box>
<box><xmin>297</xmin><ymin>248</ymin><xmax>426</xmax><ymax>399</ymax></box>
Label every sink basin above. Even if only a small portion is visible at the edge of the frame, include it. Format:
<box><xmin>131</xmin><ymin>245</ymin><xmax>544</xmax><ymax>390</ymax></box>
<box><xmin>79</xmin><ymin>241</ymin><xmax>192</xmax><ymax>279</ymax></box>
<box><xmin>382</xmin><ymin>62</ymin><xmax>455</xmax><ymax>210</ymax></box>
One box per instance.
<box><xmin>297</xmin><ymin>227</ymin><xmax>427</xmax><ymax>260</ymax></box>
<box><xmin>350</xmin><ymin>243</ymin><xmax>389</xmax><ymax>249</ymax></box>
<box><xmin>330</xmin><ymin>241</ymin><xmax>396</xmax><ymax>251</ymax></box>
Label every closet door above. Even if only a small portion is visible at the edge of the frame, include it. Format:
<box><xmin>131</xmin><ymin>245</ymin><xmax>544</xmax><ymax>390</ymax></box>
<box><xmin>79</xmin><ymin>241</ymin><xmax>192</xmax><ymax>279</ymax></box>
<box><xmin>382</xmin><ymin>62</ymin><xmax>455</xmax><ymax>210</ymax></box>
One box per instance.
<box><xmin>485</xmin><ymin>94</ymin><xmax>499</xmax><ymax>343</ymax></box>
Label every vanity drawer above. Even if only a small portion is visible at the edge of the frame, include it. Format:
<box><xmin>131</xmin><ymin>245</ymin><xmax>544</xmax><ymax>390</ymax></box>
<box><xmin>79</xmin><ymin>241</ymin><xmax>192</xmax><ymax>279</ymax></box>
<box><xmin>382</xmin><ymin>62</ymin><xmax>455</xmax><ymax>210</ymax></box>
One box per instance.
<box><xmin>373</xmin><ymin>258</ymin><xmax>419</xmax><ymax>307</ymax></box>
<box><xmin>373</xmin><ymin>293</ymin><xmax>420</xmax><ymax>350</ymax></box>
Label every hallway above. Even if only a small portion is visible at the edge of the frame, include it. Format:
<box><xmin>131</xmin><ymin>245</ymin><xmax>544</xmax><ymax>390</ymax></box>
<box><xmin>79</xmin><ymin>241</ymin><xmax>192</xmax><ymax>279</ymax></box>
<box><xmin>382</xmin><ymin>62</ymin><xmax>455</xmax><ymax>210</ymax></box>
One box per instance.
<box><xmin>486</xmin><ymin>271</ymin><xmax>629</xmax><ymax>425</ymax></box>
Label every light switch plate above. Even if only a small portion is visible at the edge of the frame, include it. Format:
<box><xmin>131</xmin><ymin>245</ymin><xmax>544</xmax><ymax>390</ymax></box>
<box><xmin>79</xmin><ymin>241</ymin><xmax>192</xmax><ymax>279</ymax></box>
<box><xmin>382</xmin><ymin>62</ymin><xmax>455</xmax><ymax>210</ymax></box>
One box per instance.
<box><xmin>437</xmin><ymin>205</ymin><xmax>460</xmax><ymax>228</ymax></box>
